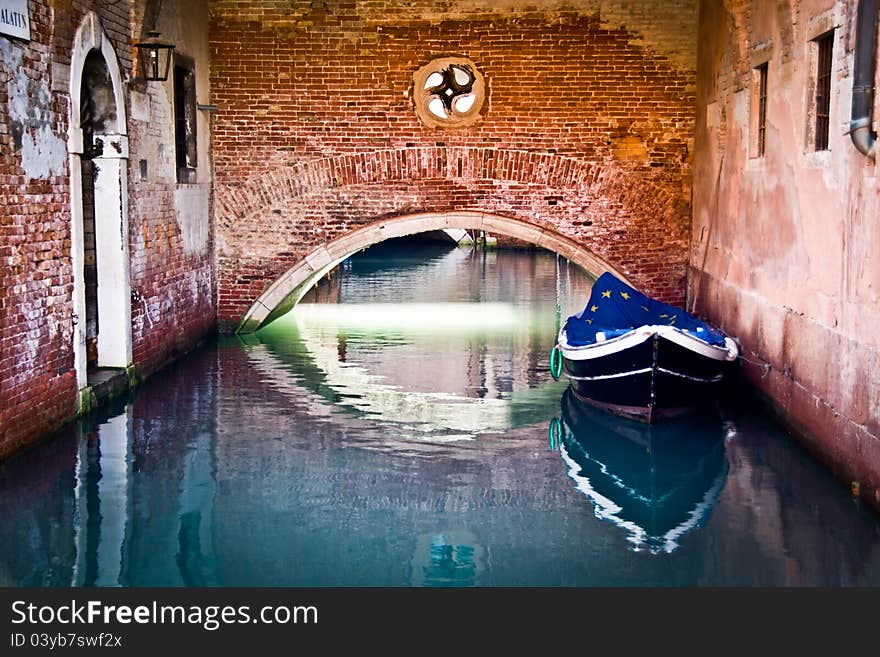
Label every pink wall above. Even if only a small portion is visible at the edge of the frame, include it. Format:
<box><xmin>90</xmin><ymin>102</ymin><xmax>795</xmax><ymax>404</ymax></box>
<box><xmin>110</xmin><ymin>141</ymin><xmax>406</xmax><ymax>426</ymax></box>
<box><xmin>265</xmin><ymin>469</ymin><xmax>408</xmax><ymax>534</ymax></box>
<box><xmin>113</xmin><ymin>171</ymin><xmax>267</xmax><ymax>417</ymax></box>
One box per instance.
<box><xmin>692</xmin><ymin>0</ymin><xmax>880</xmax><ymax>508</ymax></box>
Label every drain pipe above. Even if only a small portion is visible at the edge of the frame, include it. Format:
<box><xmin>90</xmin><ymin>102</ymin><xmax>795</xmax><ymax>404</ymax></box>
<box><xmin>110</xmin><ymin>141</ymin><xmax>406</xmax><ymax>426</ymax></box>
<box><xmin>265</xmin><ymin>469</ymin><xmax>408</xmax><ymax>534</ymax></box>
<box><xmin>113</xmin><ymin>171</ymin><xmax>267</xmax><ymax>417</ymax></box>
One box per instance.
<box><xmin>851</xmin><ymin>0</ymin><xmax>878</xmax><ymax>159</ymax></box>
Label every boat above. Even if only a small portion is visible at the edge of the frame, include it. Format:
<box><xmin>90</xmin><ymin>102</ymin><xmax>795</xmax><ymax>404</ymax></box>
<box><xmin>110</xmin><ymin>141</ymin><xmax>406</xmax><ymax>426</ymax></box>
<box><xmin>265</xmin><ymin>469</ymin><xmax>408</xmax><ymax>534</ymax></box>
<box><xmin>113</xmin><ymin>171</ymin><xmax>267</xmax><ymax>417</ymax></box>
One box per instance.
<box><xmin>551</xmin><ymin>272</ymin><xmax>739</xmax><ymax>423</ymax></box>
<box><xmin>549</xmin><ymin>387</ymin><xmax>730</xmax><ymax>553</ymax></box>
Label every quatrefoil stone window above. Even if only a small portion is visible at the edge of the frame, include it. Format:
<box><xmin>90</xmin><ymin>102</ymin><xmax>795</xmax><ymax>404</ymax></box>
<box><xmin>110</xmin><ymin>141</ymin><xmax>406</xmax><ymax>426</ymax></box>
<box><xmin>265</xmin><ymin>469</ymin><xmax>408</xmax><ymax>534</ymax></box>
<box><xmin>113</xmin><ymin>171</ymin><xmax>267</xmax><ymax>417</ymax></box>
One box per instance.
<box><xmin>412</xmin><ymin>57</ymin><xmax>486</xmax><ymax>129</ymax></box>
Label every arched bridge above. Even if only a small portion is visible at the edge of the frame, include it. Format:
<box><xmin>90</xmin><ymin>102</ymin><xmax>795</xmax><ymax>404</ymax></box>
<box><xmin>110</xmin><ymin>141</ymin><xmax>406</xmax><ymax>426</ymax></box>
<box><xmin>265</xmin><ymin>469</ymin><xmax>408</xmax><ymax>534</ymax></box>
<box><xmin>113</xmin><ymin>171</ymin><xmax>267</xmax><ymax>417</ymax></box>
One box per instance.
<box><xmin>215</xmin><ymin>147</ymin><xmax>691</xmax><ymax>333</ymax></box>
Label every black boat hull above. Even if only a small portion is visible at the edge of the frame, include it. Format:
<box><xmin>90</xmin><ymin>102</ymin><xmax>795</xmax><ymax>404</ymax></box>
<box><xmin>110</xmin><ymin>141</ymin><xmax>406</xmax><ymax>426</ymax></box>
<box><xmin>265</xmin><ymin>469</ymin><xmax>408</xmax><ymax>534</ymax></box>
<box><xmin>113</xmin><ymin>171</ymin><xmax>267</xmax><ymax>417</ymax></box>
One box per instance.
<box><xmin>561</xmin><ymin>331</ymin><xmax>732</xmax><ymax>423</ymax></box>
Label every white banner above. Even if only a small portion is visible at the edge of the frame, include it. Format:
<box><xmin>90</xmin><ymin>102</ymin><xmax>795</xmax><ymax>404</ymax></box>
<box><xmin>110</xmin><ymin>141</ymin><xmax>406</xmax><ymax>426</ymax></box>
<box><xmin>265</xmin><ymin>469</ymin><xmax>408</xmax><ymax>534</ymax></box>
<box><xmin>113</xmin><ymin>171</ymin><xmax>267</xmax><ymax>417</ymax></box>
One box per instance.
<box><xmin>0</xmin><ymin>0</ymin><xmax>30</xmax><ymax>41</ymax></box>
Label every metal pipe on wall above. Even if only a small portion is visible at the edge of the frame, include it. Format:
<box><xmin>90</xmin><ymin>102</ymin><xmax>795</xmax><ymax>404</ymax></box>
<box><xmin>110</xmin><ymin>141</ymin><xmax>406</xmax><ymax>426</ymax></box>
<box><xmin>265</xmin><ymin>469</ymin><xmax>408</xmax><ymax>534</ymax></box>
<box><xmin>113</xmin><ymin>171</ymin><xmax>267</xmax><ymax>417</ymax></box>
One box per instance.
<box><xmin>850</xmin><ymin>0</ymin><xmax>878</xmax><ymax>159</ymax></box>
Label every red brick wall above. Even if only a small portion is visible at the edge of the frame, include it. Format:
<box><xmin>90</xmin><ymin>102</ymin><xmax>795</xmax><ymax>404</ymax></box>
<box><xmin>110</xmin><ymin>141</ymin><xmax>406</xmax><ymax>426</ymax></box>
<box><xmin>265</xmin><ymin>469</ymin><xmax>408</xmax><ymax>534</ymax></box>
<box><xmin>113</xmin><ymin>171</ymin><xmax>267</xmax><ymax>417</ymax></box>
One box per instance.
<box><xmin>0</xmin><ymin>0</ymin><xmax>215</xmax><ymax>458</ymax></box>
<box><xmin>127</xmin><ymin>171</ymin><xmax>217</xmax><ymax>378</ymax></box>
<box><xmin>1</xmin><ymin>0</ymin><xmax>80</xmax><ymax>458</ymax></box>
<box><xmin>210</xmin><ymin>1</ymin><xmax>698</xmax><ymax>331</ymax></box>
<box><xmin>128</xmin><ymin>0</ymin><xmax>216</xmax><ymax>376</ymax></box>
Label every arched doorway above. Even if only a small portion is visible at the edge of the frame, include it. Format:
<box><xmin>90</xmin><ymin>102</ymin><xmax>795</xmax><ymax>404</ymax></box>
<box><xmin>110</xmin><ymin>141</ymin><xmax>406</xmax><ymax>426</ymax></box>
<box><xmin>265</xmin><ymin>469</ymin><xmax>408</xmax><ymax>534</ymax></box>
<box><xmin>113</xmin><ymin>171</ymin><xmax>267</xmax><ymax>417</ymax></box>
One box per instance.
<box><xmin>68</xmin><ymin>13</ymin><xmax>131</xmax><ymax>388</ymax></box>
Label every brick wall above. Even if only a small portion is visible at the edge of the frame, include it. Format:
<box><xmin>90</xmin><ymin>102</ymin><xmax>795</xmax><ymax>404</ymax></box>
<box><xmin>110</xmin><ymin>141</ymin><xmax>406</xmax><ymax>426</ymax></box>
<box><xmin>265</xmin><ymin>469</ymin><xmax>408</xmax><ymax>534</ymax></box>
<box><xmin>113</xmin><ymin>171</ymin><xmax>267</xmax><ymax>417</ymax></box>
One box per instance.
<box><xmin>1</xmin><ymin>1</ymin><xmax>82</xmax><ymax>458</ymax></box>
<box><xmin>0</xmin><ymin>0</ymin><xmax>215</xmax><ymax>459</ymax></box>
<box><xmin>127</xmin><ymin>1</ymin><xmax>216</xmax><ymax>376</ymax></box>
<box><xmin>210</xmin><ymin>0</ymin><xmax>699</xmax><ymax>330</ymax></box>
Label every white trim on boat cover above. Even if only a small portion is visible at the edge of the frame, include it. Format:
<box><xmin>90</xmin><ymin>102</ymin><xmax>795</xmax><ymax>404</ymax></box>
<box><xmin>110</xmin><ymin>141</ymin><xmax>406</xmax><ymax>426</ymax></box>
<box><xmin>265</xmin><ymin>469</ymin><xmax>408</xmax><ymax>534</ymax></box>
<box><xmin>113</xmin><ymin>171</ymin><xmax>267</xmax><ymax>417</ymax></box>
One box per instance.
<box><xmin>558</xmin><ymin>325</ymin><xmax>738</xmax><ymax>362</ymax></box>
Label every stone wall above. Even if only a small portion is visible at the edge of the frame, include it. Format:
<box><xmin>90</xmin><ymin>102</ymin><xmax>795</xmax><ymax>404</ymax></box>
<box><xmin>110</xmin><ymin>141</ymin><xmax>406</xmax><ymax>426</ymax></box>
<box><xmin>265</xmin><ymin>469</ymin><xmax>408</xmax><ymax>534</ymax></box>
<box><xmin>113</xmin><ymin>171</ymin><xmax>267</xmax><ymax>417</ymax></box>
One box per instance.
<box><xmin>691</xmin><ymin>0</ymin><xmax>880</xmax><ymax>507</ymax></box>
<box><xmin>209</xmin><ymin>0</ymin><xmax>700</xmax><ymax>330</ymax></box>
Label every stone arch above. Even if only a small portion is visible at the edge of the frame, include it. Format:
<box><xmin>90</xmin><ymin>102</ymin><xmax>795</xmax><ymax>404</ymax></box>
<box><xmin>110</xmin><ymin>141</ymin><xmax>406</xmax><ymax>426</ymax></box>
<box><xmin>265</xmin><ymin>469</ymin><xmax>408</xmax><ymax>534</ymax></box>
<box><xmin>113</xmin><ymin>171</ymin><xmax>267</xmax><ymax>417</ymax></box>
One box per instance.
<box><xmin>217</xmin><ymin>146</ymin><xmax>691</xmax><ymax>332</ymax></box>
<box><xmin>68</xmin><ymin>12</ymin><xmax>132</xmax><ymax>388</ymax></box>
<box><xmin>236</xmin><ymin>210</ymin><xmax>633</xmax><ymax>333</ymax></box>
<box><xmin>69</xmin><ymin>12</ymin><xmax>127</xmax><ymax>139</ymax></box>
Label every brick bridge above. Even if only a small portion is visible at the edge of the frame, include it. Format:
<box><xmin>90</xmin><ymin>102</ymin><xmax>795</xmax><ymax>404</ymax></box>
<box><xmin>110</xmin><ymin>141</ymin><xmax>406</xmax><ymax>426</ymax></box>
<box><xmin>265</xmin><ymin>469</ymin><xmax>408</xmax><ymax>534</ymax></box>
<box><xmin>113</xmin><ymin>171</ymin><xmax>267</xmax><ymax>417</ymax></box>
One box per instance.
<box><xmin>216</xmin><ymin>147</ymin><xmax>692</xmax><ymax>333</ymax></box>
<box><xmin>211</xmin><ymin>3</ymin><xmax>698</xmax><ymax>333</ymax></box>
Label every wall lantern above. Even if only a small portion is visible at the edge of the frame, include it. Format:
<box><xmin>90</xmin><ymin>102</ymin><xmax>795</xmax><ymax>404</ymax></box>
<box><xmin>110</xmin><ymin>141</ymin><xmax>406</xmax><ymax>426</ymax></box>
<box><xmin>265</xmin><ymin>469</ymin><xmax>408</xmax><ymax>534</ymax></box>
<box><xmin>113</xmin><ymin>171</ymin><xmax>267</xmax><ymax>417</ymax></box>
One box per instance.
<box><xmin>134</xmin><ymin>31</ymin><xmax>175</xmax><ymax>82</ymax></box>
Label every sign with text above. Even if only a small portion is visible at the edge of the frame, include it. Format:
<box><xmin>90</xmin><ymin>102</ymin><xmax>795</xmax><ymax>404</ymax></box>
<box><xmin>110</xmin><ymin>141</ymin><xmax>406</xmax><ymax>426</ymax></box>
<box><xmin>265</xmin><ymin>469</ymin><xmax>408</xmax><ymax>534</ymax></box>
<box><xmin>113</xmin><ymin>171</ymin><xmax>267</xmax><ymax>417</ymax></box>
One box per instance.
<box><xmin>0</xmin><ymin>0</ymin><xmax>29</xmax><ymax>41</ymax></box>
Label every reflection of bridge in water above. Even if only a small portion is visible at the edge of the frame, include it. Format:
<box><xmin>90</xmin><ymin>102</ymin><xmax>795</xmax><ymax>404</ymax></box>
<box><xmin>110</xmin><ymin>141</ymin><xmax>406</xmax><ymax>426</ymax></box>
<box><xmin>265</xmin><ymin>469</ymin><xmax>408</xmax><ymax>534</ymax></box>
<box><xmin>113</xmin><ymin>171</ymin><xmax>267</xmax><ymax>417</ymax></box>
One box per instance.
<box><xmin>245</xmin><ymin>302</ymin><xmax>569</xmax><ymax>444</ymax></box>
<box><xmin>244</xmin><ymin>242</ymin><xmax>588</xmax><ymax>445</ymax></box>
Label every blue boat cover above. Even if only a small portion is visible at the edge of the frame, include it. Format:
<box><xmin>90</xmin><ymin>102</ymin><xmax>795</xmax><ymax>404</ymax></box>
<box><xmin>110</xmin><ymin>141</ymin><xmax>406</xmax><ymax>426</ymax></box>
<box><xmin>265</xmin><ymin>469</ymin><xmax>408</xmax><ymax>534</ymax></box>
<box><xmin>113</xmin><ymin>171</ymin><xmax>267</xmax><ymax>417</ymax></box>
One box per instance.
<box><xmin>564</xmin><ymin>272</ymin><xmax>728</xmax><ymax>347</ymax></box>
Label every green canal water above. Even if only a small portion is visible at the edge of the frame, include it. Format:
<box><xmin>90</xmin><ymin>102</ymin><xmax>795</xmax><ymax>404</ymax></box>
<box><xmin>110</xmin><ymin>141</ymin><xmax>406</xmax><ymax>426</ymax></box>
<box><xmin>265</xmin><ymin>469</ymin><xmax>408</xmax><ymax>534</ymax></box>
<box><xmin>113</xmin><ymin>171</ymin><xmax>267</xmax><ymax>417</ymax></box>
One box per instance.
<box><xmin>2</xmin><ymin>239</ymin><xmax>880</xmax><ymax>586</ymax></box>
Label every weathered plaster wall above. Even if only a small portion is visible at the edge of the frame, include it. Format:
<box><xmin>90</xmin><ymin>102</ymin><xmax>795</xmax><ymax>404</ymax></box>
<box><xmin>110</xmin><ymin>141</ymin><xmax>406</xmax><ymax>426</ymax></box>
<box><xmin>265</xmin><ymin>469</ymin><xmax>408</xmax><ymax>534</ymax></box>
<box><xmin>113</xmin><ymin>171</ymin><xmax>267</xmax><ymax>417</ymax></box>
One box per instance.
<box><xmin>127</xmin><ymin>0</ymin><xmax>215</xmax><ymax>374</ymax></box>
<box><xmin>210</xmin><ymin>0</ymin><xmax>699</xmax><ymax>330</ymax></box>
<box><xmin>692</xmin><ymin>0</ymin><xmax>880</xmax><ymax>507</ymax></box>
<box><xmin>0</xmin><ymin>0</ymin><xmax>216</xmax><ymax>459</ymax></box>
<box><xmin>2</xmin><ymin>40</ymin><xmax>67</xmax><ymax>179</ymax></box>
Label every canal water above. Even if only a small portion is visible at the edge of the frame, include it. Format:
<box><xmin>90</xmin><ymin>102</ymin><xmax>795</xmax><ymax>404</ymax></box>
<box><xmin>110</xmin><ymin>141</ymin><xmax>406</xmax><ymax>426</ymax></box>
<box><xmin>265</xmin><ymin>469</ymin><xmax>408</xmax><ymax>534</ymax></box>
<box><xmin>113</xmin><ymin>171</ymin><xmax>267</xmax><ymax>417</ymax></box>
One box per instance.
<box><xmin>2</xmin><ymin>239</ymin><xmax>880</xmax><ymax>586</ymax></box>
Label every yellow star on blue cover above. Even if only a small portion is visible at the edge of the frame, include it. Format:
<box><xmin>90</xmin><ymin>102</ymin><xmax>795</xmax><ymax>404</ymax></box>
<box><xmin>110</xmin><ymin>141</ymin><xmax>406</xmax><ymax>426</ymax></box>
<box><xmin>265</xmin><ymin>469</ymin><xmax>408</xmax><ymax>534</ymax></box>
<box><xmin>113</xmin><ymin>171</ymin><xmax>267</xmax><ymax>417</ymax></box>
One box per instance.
<box><xmin>563</xmin><ymin>272</ymin><xmax>728</xmax><ymax>348</ymax></box>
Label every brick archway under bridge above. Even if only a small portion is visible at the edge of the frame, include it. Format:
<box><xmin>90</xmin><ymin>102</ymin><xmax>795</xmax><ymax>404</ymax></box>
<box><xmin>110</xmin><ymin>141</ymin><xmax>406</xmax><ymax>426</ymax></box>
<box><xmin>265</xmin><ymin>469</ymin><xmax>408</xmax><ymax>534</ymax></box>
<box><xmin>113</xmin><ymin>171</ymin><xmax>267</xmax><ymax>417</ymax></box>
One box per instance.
<box><xmin>216</xmin><ymin>147</ymin><xmax>692</xmax><ymax>333</ymax></box>
<box><xmin>234</xmin><ymin>211</ymin><xmax>635</xmax><ymax>333</ymax></box>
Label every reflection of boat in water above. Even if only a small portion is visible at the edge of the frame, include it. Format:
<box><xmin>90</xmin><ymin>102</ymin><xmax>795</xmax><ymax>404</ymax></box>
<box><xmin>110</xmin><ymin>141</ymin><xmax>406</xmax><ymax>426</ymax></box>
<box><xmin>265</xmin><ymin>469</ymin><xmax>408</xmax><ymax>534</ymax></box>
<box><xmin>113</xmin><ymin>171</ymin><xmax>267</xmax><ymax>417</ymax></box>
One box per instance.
<box><xmin>552</xmin><ymin>387</ymin><xmax>730</xmax><ymax>554</ymax></box>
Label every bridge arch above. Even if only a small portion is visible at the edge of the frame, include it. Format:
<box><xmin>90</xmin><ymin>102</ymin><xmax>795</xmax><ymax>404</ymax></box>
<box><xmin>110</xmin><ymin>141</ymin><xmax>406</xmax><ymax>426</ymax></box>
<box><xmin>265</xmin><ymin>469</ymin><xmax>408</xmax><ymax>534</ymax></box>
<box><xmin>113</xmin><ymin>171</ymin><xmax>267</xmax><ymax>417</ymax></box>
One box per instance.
<box><xmin>236</xmin><ymin>211</ymin><xmax>632</xmax><ymax>333</ymax></box>
<box><xmin>217</xmin><ymin>146</ymin><xmax>691</xmax><ymax>332</ymax></box>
